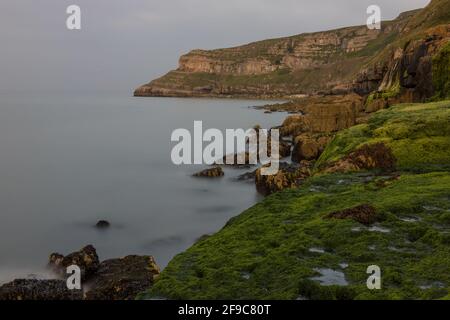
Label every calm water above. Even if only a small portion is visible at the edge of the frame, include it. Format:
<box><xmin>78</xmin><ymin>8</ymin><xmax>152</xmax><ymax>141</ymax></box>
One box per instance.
<box><xmin>0</xmin><ymin>94</ymin><xmax>287</xmax><ymax>284</ymax></box>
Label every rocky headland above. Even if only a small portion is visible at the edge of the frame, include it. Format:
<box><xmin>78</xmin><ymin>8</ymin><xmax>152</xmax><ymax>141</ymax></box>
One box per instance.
<box><xmin>133</xmin><ymin>0</ymin><xmax>450</xmax><ymax>300</ymax></box>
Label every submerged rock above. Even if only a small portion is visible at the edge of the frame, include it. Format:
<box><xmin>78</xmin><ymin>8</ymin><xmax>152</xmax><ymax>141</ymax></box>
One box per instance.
<box><xmin>0</xmin><ymin>279</ymin><xmax>83</xmax><ymax>300</ymax></box>
<box><xmin>95</xmin><ymin>220</ymin><xmax>111</xmax><ymax>229</ymax></box>
<box><xmin>193</xmin><ymin>166</ymin><xmax>224</xmax><ymax>177</ymax></box>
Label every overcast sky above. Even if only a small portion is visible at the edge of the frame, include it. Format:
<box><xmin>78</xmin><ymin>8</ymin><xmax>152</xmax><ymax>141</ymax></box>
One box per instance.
<box><xmin>0</xmin><ymin>0</ymin><xmax>430</xmax><ymax>96</ymax></box>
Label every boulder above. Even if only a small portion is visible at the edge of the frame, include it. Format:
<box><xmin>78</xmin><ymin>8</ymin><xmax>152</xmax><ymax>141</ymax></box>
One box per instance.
<box><xmin>48</xmin><ymin>245</ymin><xmax>100</xmax><ymax>280</ymax></box>
<box><xmin>193</xmin><ymin>166</ymin><xmax>224</xmax><ymax>177</ymax></box>
<box><xmin>255</xmin><ymin>162</ymin><xmax>311</xmax><ymax>196</ymax></box>
<box><xmin>85</xmin><ymin>255</ymin><xmax>160</xmax><ymax>300</ymax></box>
<box><xmin>0</xmin><ymin>279</ymin><xmax>83</xmax><ymax>300</ymax></box>
<box><xmin>292</xmin><ymin>134</ymin><xmax>332</xmax><ymax>162</ymax></box>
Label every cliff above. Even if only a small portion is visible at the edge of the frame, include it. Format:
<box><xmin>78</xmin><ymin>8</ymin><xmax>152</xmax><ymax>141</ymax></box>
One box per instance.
<box><xmin>134</xmin><ymin>0</ymin><xmax>450</xmax><ymax>101</ymax></box>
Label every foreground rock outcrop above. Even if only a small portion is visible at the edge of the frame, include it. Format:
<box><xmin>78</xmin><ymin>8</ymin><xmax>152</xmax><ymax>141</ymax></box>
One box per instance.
<box><xmin>0</xmin><ymin>279</ymin><xmax>84</xmax><ymax>300</ymax></box>
<box><xmin>0</xmin><ymin>245</ymin><xmax>160</xmax><ymax>300</ymax></box>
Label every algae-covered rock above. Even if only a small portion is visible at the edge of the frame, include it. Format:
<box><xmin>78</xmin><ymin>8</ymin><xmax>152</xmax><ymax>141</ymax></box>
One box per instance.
<box><xmin>193</xmin><ymin>166</ymin><xmax>224</xmax><ymax>177</ymax></box>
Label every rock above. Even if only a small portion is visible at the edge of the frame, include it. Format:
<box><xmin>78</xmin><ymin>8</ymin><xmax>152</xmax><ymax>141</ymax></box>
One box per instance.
<box><xmin>324</xmin><ymin>143</ymin><xmax>396</xmax><ymax>173</ymax></box>
<box><xmin>292</xmin><ymin>134</ymin><xmax>332</xmax><ymax>162</ymax></box>
<box><xmin>193</xmin><ymin>166</ymin><xmax>224</xmax><ymax>177</ymax></box>
<box><xmin>326</xmin><ymin>204</ymin><xmax>379</xmax><ymax>225</ymax></box>
<box><xmin>0</xmin><ymin>279</ymin><xmax>83</xmax><ymax>300</ymax></box>
<box><xmin>255</xmin><ymin>162</ymin><xmax>311</xmax><ymax>196</ymax></box>
<box><xmin>84</xmin><ymin>255</ymin><xmax>160</xmax><ymax>300</ymax></box>
<box><xmin>279</xmin><ymin>95</ymin><xmax>361</xmax><ymax>138</ymax></box>
<box><xmin>237</xmin><ymin>170</ymin><xmax>257</xmax><ymax>181</ymax></box>
<box><xmin>95</xmin><ymin>220</ymin><xmax>110</xmax><ymax>229</ymax></box>
<box><xmin>48</xmin><ymin>245</ymin><xmax>100</xmax><ymax>280</ymax></box>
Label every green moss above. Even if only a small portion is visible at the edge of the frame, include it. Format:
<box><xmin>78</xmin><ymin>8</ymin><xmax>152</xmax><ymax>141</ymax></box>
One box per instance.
<box><xmin>140</xmin><ymin>171</ymin><xmax>450</xmax><ymax>300</ymax></box>
<box><xmin>432</xmin><ymin>42</ymin><xmax>450</xmax><ymax>100</ymax></box>
<box><xmin>316</xmin><ymin>100</ymin><xmax>450</xmax><ymax>172</ymax></box>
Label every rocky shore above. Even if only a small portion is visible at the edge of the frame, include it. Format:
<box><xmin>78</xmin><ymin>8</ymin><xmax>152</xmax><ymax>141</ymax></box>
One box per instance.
<box><xmin>0</xmin><ymin>245</ymin><xmax>160</xmax><ymax>300</ymax></box>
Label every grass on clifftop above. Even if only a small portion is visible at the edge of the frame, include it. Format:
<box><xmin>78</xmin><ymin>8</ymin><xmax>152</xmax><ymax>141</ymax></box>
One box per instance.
<box><xmin>140</xmin><ymin>100</ymin><xmax>450</xmax><ymax>300</ymax></box>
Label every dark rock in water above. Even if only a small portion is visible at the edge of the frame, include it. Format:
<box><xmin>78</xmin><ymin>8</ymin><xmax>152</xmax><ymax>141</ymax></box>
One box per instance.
<box><xmin>48</xmin><ymin>245</ymin><xmax>100</xmax><ymax>280</ymax></box>
<box><xmin>85</xmin><ymin>255</ymin><xmax>160</xmax><ymax>300</ymax></box>
<box><xmin>237</xmin><ymin>169</ymin><xmax>257</xmax><ymax>181</ymax></box>
<box><xmin>193</xmin><ymin>166</ymin><xmax>224</xmax><ymax>177</ymax></box>
<box><xmin>326</xmin><ymin>204</ymin><xmax>379</xmax><ymax>225</ymax></box>
<box><xmin>95</xmin><ymin>220</ymin><xmax>110</xmax><ymax>229</ymax></box>
<box><xmin>0</xmin><ymin>279</ymin><xmax>83</xmax><ymax>300</ymax></box>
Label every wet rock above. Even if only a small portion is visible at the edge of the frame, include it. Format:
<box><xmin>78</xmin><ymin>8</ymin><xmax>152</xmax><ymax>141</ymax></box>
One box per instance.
<box><xmin>310</xmin><ymin>268</ymin><xmax>348</xmax><ymax>286</ymax></box>
<box><xmin>193</xmin><ymin>166</ymin><xmax>224</xmax><ymax>177</ymax></box>
<box><xmin>95</xmin><ymin>220</ymin><xmax>110</xmax><ymax>229</ymax></box>
<box><xmin>48</xmin><ymin>245</ymin><xmax>100</xmax><ymax>280</ymax></box>
<box><xmin>326</xmin><ymin>204</ymin><xmax>379</xmax><ymax>226</ymax></box>
<box><xmin>0</xmin><ymin>279</ymin><xmax>83</xmax><ymax>300</ymax></box>
<box><xmin>85</xmin><ymin>255</ymin><xmax>160</xmax><ymax>300</ymax></box>
<box><xmin>255</xmin><ymin>162</ymin><xmax>310</xmax><ymax>196</ymax></box>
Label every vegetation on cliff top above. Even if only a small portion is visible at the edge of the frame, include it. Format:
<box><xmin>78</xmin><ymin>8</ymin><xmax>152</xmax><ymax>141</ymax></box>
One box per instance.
<box><xmin>140</xmin><ymin>100</ymin><xmax>450</xmax><ymax>300</ymax></box>
<box><xmin>316</xmin><ymin>100</ymin><xmax>450</xmax><ymax>172</ymax></box>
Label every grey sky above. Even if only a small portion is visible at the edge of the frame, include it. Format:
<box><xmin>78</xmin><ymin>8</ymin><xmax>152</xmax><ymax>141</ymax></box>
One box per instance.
<box><xmin>0</xmin><ymin>0</ymin><xmax>430</xmax><ymax>96</ymax></box>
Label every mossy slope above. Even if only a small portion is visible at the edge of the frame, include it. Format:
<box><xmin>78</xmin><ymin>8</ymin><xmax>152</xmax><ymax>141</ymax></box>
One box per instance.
<box><xmin>141</xmin><ymin>101</ymin><xmax>450</xmax><ymax>300</ymax></box>
<box><xmin>316</xmin><ymin>100</ymin><xmax>450</xmax><ymax>172</ymax></box>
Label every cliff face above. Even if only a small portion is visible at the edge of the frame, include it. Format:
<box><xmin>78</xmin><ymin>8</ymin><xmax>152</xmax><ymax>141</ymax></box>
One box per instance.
<box><xmin>134</xmin><ymin>0</ymin><xmax>450</xmax><ymax>101</ymax></box>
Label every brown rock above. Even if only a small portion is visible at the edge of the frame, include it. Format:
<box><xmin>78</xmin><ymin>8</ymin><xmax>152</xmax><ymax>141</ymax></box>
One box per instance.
<box><xmin>84</xmin><ymin>255</ymin><xmax>160</xmax><ymax>300</ymax></box>
<box><xmin>255</xmin><ymin>162</ymin><xmax>310</xmax><ymax>196</ymax></box>
<box><xmin>193</xmin><ymin>166</ymin><xmax>224</xmax><ymax>177</ymax></box>
<box><xmin>292</xmin><ymin>134</ymin><xmax>332</xmax><ymax>162</ymax></box>
<box><xmin>326</xmin><ymin>204</ymin><xmax>379</xmax><ymax>225</ymax></box>
<box><xmin>48</xmin><ymin>245</ymin><xmax>100</xmax><ymax>280</ymax></box>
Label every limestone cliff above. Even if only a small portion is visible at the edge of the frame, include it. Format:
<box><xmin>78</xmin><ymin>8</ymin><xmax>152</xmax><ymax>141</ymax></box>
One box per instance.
<box><xmin>135</xmin><ymin>0</ymin><xmax>450</xmax><ymax>101</ymax></box>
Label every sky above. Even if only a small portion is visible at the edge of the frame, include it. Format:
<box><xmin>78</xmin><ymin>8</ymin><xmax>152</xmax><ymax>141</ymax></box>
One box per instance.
<box><xmin>0</xmin><ymin>0</ymin><xmax>430</xmax><ymax>96</ymax></box>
